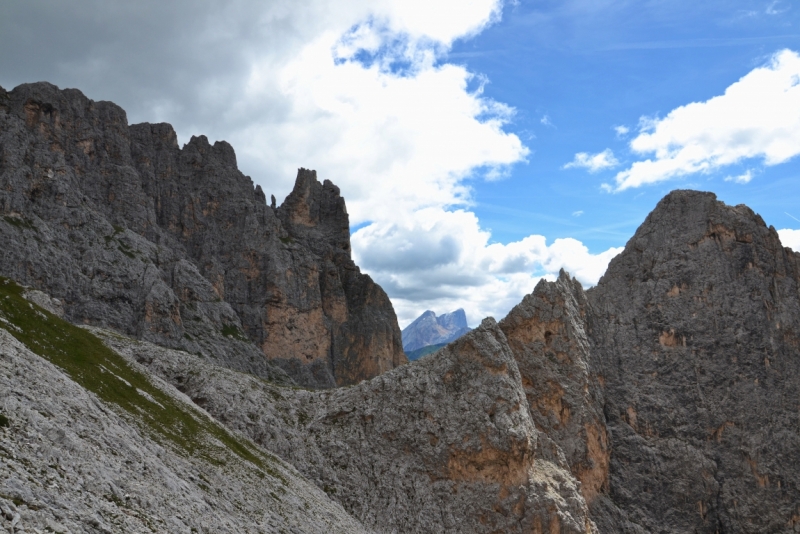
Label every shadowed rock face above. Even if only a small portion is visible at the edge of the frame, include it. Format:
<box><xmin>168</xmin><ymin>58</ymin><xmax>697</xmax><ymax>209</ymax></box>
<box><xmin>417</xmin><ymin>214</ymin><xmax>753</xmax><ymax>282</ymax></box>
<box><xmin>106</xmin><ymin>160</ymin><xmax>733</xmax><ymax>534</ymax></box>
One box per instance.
<box><xmin>0</xmin><ymin>81</ymin><xmax>405</xmax><ymax>388</ymax></box>
<box><xmin>586</xmin><ymin>190</ymin><xmax>800</xmax><ymax>533</ymax></box>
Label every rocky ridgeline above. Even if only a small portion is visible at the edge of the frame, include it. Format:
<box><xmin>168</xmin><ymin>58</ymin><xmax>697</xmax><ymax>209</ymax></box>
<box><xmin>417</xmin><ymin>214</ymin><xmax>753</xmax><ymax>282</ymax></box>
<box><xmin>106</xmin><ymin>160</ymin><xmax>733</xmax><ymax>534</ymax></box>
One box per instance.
<box><xmin>1</xmin><ymin>81</ymin><xmax>799</xmax><ymax>533</ymax></box>
<box><xmin>0</xmin><ymin>82</ymin><xmax>405</xmax><ymax>389</ymax></box>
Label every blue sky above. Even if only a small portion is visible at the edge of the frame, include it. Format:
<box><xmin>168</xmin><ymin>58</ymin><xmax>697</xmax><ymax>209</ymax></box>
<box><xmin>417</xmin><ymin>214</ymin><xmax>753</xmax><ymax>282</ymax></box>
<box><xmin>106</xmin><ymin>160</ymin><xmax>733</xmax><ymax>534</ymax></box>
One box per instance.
<box><xmin>2</xmin><ymin>0</ymin><xmax>799</xmax><ymax>327</ymax></box>
<box><xmin>452</xmin><ymin>0</ymin><xmax>800</xmax><ymax>251</ymax></box>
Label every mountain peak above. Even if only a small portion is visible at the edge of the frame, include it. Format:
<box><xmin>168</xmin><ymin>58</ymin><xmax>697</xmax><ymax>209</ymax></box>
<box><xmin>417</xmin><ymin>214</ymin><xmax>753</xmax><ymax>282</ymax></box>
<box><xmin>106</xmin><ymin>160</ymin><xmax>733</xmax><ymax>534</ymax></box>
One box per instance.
<box><xmin>401</xmin><ymin>308</ymin><xmax>472</xmax><ymax>352</ymax></box>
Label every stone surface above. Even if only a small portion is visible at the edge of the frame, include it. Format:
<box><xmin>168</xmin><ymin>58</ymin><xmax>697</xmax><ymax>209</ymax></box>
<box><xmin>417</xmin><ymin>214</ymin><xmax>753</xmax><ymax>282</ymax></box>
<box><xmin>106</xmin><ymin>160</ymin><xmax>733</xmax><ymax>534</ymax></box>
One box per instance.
<box><xmin>0</xmin><ymin>328</ymin><xmax>370</xmax><ymax>534</ymax></box>
<box><xmin>500</xmin><ymin>271</ymin><xmax>609</xmax><ymax>507</ymax></box>
<box><xmin>586</xmin><ymin>190</ymin><xmax>800</xmax><ymax>533</ymax></box>
<box><xmin>401</xmin><ymin>308</ymin><xmax>471</xmax><ymax>352</ymax></box>
<box><xmin>3</xmin><ymin>80</ymin><xmax>800</xmax><ymax>533</ymax></box>
<box><xmin>0</xmin><ymin>81</ymin><xmax>405</xmax><ymax>389</ymax></box>
<box><xmin>97</xmin><ymin>320</ymin><xmax>597</xmax><ymax>534</ymax></box>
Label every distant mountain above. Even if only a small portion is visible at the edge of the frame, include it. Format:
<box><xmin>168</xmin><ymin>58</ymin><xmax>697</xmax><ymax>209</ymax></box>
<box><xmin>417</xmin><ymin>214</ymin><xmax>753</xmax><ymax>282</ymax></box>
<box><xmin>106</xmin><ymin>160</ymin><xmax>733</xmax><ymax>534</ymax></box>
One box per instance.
<box><xmin>401</xmin><ymin>309</ymin><xmax>471</xmax><ymax>352</ymax></box>
<box><xmin>405</xmin><ymin>343</ymin><xmax>447</xmax><ymax>361</ymax></box>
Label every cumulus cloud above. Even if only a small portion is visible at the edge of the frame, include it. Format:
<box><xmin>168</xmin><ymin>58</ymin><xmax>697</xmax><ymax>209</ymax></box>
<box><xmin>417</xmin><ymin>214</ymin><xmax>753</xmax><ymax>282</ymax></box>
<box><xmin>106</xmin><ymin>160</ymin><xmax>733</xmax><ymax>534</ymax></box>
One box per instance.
<box><xmin>353</xmin><ymin>209</ymin><xmax>623</xmax><ymax>326</ymax></box>
<box><xmin>778</xmin><ymin>228</ymin><xmax>800</xmax><ymax>251</ymax></box>
<box><xmin>614</xmin><ymin>125</ymin><xmax>630</xmax><ymax>137</ymax></box>
<box><xmin>609</xmin><ymin>49</ymin><xmax>800</xmax><ymax>191</ymax></box>
<box><xmin>724</xmin><ymin>170</ymin><xmax>754</xmax><ymax>184</ymax></box>
<box><xmin>564</xmin><ymin>149</ymin><xmax>619</xmax><ymax>172</ymax></box>
<box><xmin>0</xmin><ymin>0</ymin><xmax>620</xmax><ymax>328</ymax></box>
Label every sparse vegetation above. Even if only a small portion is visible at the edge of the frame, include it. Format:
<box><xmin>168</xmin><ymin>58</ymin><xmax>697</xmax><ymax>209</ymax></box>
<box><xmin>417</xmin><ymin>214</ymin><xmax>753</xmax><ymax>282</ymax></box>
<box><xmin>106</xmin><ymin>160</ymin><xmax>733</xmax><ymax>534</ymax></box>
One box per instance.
<box><xmin>221</xmin><ymin>324</ymin><xmax>249</xmax><ymax>342</ymax></box>
<box><xmin>3</xmin><ymin>216</ymin><xmax>37</xmax><ymax>231</ymax></box>
<box><xmin>0</xmin><ymin>413</ymin><xmax>8</xmax><ymax>428</ymax></box>
<box><xmin>0</xmin><ymin>277</ymin><xmax>285</xmax><ymax>483</ymax></box>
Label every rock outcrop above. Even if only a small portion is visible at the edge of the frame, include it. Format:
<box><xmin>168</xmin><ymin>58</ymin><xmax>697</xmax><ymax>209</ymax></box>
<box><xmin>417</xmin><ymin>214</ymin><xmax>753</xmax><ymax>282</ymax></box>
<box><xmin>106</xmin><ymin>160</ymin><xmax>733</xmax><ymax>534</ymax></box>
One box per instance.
<box><xmin>586</xmin><ymin>191</ymin><xmax>800</xmax><ymax>533</ymax></box>
<box><xmin>0</xmin><ymin>81</ymin><xmax>405</xmax><ymax>388</ymax></box>
<box><xmin>0</xmin><ymin>281</ymin><xmax>369</xmax><ymax>534</ymax></box>
<box><xmin>402</xmin><ymin>308</ymin><xmax>471</xmax><ymax>352</ymax></box>
<box><xmin>98</xmin><ymin>318</ymin><xmax>597</xmax><ymax>534</ymax></box>
<box><xmin>500</xmin><ymin>272</ymin><xmax>609</xmax><ymax>507</ymax></box>
<box><xmin>3</xmin><ymin>80</ymin><xmax>800</xmax><ymax>533</ymax></box>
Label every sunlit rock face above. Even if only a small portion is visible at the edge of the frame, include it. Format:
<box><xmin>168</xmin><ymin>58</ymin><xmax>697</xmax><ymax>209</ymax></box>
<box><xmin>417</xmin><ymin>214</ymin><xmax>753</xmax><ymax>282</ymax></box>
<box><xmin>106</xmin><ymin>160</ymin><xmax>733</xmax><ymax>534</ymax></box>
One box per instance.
<box><xmin>0</xmin><ymin>81</ymin><xmax>405</xmax><ymax>388</ymax></box>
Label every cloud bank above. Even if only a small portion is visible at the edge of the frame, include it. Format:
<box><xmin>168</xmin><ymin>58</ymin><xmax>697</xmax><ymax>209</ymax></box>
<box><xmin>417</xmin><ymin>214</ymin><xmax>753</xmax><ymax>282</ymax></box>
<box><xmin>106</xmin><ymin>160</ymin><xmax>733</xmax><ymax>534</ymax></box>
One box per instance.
<box><xmin>0</xmin><ymin>0</ymin><xmax>623</xmax><ymax>327</ymax></box>
<box><xmin>778</xmin><ymin>228</ymin><xmax>800</xmax><ymax>251</ymax></box>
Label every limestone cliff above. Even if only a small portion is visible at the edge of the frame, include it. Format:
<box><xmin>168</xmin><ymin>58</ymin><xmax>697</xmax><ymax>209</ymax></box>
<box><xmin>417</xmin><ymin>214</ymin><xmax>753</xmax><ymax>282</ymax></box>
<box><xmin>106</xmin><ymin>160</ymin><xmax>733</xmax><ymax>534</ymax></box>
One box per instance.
<box><xmin>587</xmin><ymin>191</ymin><xmax>800</xmax><ymax>533</ymax></box>
<box><xmin>0</xmin><ymin>81</ymin><xmax>405</xmax><ymax>388</ymax></box>
<box><xmin>0</xmin><ymin>279</ymin><xmax>369</xmax><ymax>533</ymax></box>
<box><xmin>98</xmin><ymin>317</ymin><xmax>597</xmax><ymax>534</ymax></box>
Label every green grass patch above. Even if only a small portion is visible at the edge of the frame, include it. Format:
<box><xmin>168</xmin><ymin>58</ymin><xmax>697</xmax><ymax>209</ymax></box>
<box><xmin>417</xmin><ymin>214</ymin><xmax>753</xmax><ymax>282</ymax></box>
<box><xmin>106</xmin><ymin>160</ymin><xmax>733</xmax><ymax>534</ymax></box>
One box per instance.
<box><xmin>0</xmin><ymin>277</ymin><xmax>284</xmax><ymax>482</ymax></box>
<box><xmin>3</xmin><ymin>216</ymin><xmax>37</xmax><ymax>231</ymax></box>
<box><xmin>279</xmin><ymin>236</ymin><xmax>293</xmax><ymax>244</ymax></box>
<box><xmin>0</xmin><ymin>413</ymin><xmax>8</xmax><ymax>428</ymax></box>
<box><xmin>221</xmin><ymin>324</ymin><xmax>249</xmax><ymax>342</ymax></box>
<box><xmin>117</xmin><ymin>244</ymin><xmax>136</xmax><ymax>259</ymax></box>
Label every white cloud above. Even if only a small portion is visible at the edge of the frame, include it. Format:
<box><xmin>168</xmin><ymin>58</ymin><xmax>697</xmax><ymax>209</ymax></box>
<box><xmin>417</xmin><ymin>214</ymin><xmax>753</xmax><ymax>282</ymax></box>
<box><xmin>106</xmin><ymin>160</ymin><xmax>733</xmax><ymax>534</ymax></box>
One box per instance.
<box><xmin>541</xmin><ymin>115</ymin><xmax>555</xmax><ymax>127</ymax></box>
<box><xmin>564</xmin><ymin>149</ymin><xmax>619</xmax><ymax>172</ymax></box>
<box><xmin>724</xmin><ymin>170</ymin><xmax>753</xmax><ymax>184</ymax></box>
<box><xmin>614</xmin><ymin>125</ymin><xmax>630</xmax><ymax>137</ymax></box>
<box><xmin>572</xmin><ymin>210</ymin><xmax>584</xmax><ymax>217</ymax></box>
<box><xmin>610</xmin><ymin>49</ymin><xmax>800</xmax><ymax>191</ymax></box>
<box><xmin>778</xmin><ymin>228</ymin><xmax>800</xmax><ymax>251</ymax></box>
<box><xmin>766</xmin><ymin>1</ymin><xmax>788</xmax><ymax>15</ymax></box>
<box><xmin>0</xmin><ymin>0</ymin><xmax>621</xmax><ymax>328</ymax></box>
<box><xmin>352</xmin><ymin>208</ymin><xmax>623</xmax><ymax>327</ymax></box>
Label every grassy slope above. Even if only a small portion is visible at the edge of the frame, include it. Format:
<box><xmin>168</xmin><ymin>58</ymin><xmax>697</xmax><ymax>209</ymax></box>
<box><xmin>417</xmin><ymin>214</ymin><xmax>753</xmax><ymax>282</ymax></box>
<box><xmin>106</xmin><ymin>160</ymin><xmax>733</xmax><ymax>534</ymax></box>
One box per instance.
<box><xmin>0</xmin><ymin>277</ymin><xmax>283</xmax><ymax>479</ymax></box>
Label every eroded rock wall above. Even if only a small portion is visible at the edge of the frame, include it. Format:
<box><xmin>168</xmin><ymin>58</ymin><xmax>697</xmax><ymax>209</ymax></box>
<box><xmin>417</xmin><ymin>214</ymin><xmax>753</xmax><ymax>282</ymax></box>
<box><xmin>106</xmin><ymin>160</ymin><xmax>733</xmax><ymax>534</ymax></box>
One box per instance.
<box><xmin>0</xmin><ymin>81</ymin><xmax>405</xmax><ymax>388</ymax></box>
<box><xmin>586</xmin><ymin>190</ymin><xmax>800</xmax><ymax>533</ymax></box>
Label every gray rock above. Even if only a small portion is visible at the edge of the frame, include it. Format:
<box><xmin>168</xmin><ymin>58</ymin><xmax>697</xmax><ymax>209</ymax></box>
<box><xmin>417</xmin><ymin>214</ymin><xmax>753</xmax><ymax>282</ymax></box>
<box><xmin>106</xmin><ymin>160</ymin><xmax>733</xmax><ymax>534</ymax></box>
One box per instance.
<box><xmin>586</xmin><ymin>190</ymin><xmax>800</xmax><ymax>533</ymax></box>
<box><xmin>0</xmin><ymin>329</ymin><xmax>370</xmax><ymax>534</ymax></box>
<box><xmin>96</xmin><ymin>320</ymin><xmax>597</xmax><ymax>533</ymax></box>
<box><xmin>0</xmin><ymin>81</ymin><xmax>405</xmax><ymax>389</ymax></box>
<box><xmin>500</xmin><ymin>270</ymin><xmax>609</xmax><ymax>507</ymax></box>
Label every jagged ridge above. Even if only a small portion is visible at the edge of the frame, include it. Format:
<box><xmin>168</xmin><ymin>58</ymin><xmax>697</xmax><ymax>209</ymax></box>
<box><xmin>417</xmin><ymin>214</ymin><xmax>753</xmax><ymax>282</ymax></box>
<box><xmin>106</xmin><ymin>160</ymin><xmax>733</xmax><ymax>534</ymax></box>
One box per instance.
<box><xmin>0</xmin><ymin>81</ymin><xmax>406</xmax><ymax>389</ymax></box>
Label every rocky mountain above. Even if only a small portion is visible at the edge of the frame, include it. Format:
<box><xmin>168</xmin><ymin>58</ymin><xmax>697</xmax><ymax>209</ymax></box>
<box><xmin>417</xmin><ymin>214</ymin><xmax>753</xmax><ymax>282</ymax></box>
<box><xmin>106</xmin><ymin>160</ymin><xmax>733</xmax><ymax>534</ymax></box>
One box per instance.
<box><xmin>586</xmin><ymin>191</ymin><xmax>800</xmax><ymax>532</ymax></box>
<box><xmin>404</xmin><ymin>342</ymin><xmax>446</xmax><ymax>361</ymax></box>
<box><xmin>1</xmin><ymin>80</ymin><xmax>799</xmax><ymax>533</ymax></box>
<box><xmin>0</xmin><ymin>82</ymin><xmax>405</xmax><ymax>389</ymax></box>
<box><xmin>401</xmin><ymin>308</ymin><xmax>471</xmax><ymax>352</ymax></box>
<box><xmin>0</xmin><ymin>279</ymin><xmax>369</xmax><ymax>533</ymax></box>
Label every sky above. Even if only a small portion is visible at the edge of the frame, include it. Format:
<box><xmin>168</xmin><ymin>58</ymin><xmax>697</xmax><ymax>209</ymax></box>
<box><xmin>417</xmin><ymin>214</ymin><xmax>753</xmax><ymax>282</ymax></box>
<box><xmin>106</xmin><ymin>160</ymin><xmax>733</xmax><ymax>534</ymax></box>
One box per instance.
<box><xmin>2</xmin><ymin>0</ymin><xmax>800</xmax><ymax>328</ymax></box>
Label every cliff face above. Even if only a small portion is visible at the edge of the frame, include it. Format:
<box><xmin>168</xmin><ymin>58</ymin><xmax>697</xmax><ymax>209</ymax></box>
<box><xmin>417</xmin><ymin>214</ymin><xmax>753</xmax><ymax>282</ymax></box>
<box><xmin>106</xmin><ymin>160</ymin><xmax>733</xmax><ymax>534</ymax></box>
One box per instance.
<box><xmin>499</xmin><ymin>273</ymin><xmax>610</xmax><ymax>507</ymax></box>
<box><xmin>586</xmin><ymin>191</ymin><xmax>800</xmax><ymax>533</ymax></box>
<box><xmin>0</xmin><ymin>282</ymin><xmax>369</xmax><ymax>534</ymax></box>
<box><xmin>0</xmin><ymin>82</ymin><xmax>405</xmax><ymax>388</ymax></box>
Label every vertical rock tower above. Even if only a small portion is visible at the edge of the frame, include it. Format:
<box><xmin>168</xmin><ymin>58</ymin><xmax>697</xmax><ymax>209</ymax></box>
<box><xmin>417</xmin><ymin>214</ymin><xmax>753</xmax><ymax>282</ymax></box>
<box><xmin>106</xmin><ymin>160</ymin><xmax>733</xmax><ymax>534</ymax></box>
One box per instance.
<box><xmin>0</xmin><ymin>82</ymin><xmax>406</xmax><ymax>388</ymax></box>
